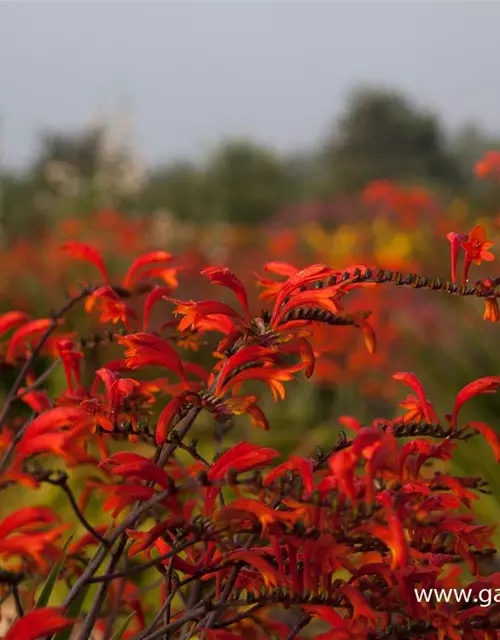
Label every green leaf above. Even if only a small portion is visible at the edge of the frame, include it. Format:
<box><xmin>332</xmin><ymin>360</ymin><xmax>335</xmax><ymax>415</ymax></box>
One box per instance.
<box><xmin>110</xmin><ymin>613</ymin><xmax>135</xmax><ymax>640</ymax></box>
<box><xmin>35</xmin><ymin>534</ymin><xmax>74</xmax><ymax>609</ymax></box>
<box><xmin>53</xmin><ymin>583</ymin><xmax>91</xmax><ymax>640</ymax></box>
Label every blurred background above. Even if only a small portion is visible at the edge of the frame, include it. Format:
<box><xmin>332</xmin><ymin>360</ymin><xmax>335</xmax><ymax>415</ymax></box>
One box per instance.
<box><xmin>2</xmin><ymin>2</ymin><xmax>500</xmax><ymax>534</ymax></box>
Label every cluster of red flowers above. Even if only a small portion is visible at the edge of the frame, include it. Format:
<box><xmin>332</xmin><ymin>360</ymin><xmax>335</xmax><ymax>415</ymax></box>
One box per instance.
<box><xmin>475</xmin><ymin>151</ymin><xmax>500</xmax><ymax>181</ymax></box>
<box><xmin>361</xmin><ymin>180</ymin><xmax>436</xmax><ymax>227</ymax></box>
<box><xmin>1</xmin><ymin>213</ymin><xmax>500</xmax><ymax>639</ymax></box>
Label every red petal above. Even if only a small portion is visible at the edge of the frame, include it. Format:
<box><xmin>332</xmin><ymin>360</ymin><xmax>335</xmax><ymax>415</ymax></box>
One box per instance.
<box><xmin>143</xmin><ymin>286</ymin><xmax>171</xmax><ymax>330</ymax></box>
<box><xmin>0</xmin><ymin>311</ymin><xmax>31</xmax><ymax>338</ymax></box>
<box><xmin>201</xmin><ymin>266</ymin><xmax>251</xmax><ymax>320</ymax></box>
<box><xmin>123</xmin><ymin>251</ymin><xmax>174</xmax><ymax>288</ymax></box>
<box><xmin>0</xmin><ymin>506</ymin><xmax>57</xmax><ymax>538</ymax></box>
<box><xmin>156</xmin><ymin>397</ymin><xmax>183</xmax><ymax>445</ymax></box>
<box><xmin>468</xmin><ymin>421</ymin><xmax>500</xmax><ymax>461</ymax></box>
<box><xmin>451</xmin><ymin>376</ymin><xmax>500</xmax><ymax>427</ymax></box>
<box><xmin>208</xmin><ymin>442</ymin><xmax>279</xmax><ymax>482</ymax></box>
<box><xmin>6</xmin><ymin>319</ymin><xmax>52</xmax><ymax>363</ymax></box>
<box><xmin>4</xmin><ymin>607</ymin><xmax>75</xmax><ymax>640</ymax></box>
<box><xmin>61</xmin><ymin>241</ymin><xmax>109</xmax><ymax>283</ymax></box>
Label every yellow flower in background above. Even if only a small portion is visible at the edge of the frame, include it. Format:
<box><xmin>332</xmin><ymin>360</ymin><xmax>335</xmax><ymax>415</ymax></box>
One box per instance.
<box><xmin>302</xmin><ymin>223</ymin><xmax>331</xmax><ymax>258</ymax></box>
<box><xmin>303</xmin><ymin>223</ymin><xmax>361</xmax><ymax>263</ymax></box>
<box><xmin>330</xmin><ymin>225</ymin><xmax>359</xmax><ymax>261</ymax></box>
<box><xmin>375</xmin><ymin>231</ymin><xmax>413</xmax><ymax>265</ymax></box>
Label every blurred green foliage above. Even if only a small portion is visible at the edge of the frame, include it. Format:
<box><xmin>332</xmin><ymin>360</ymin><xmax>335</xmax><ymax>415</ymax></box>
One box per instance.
<box><xmin>2</xmin><ymin>85</ymin><xmax>500</xmax><ymax>241</ymax></box>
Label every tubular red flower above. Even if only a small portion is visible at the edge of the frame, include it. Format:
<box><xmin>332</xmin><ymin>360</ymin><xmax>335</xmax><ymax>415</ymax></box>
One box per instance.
<box><xmin>201</xmin><ymin>266</ymin><xmax>251</xmax><ymax>321</ymax></box>
<box><xmin>6</xmin><ymin>318</ymin><xmax>53</xmax><ymax>364</ymax></box>
<box><xmin>0</xmin><ymin>311</ymin><xmax>31</xmax><ymax>338</ymax></box>
<box><xmin>60</xmin><ymin>241</ymin><xmax>109</xmax><ymax>283</ymax></box>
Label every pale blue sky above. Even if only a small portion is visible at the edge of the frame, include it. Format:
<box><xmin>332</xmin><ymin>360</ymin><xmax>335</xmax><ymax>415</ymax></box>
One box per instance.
<box><xmin>0</xmin><ymin>2</ymin><xmax>499</xmax><ymax>168</ymax></box>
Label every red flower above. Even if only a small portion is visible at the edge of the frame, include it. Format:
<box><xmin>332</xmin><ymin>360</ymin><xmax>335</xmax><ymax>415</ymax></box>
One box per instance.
<box><xmin>6</xmin><ymin>319</ymin><xmax>53</xmax><ymax>364</ymax></box>
<box><xmin>0</xmin><ymin>311</ymin><xmax>31</xmax><ymax>339</ymax></box>
<box><xmin>461</xmin><ymin>224</ymin><xmax>495</xmax><ymax>265</ymax></box>
<box><xmin>460</xmin><ymin>224</ymin><xmax>495</xmax><ymax>285</ymax></box>
<box><xmin>61</xmin><ymin>240</ymin><xmax>110</xmax><ymax>283</ymax></box>
<box><xmin>56</xmin><ymin>340</ymin><xmax>83</xmax><ymax>392</ymax></box>
<box><xmin>205</xmin><ymin>442</ymin><xmax>279</xmax><ymax>514</ymax></box>
<box><xmin>117</xmin><ymin>333</ymin><xmax>187</xmax><ymax>383</ymax></box>
<box><xmin>85</xmin><ymin>286</ymin><xmax>138</xmax><ymax>330</ymax></box>
<box><xmin>201</xmin><ymin>266</ymin><xmax>251</xmax><ymax>322</ymax></box>
<box><xmin>4</xmin><ymin>607</ymin><xmax>75</xmax><ymax>640</ymax></box>
<box><xmin>475</xmin><ymin>150</ymin><xmax>500</xmax><ymax>179</ymax></box>
<box><xmin>446</xmin><ymin>232</ymin><xmax>468</xmax><ymax>285</ymax></box>
<box><xmin>393</xmin><ymin>372</ymin><xmax>439</xmax><ymax>424</ymax></box>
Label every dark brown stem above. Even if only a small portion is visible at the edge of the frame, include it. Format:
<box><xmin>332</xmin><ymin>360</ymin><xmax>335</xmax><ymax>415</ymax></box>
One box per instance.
<box><xmin>79</xmin><ymin>535</ymin><xmax>127</xmax><ymax>639</ymax></box>
<box><xmin>286</xmin><ymin>614</ymin><xmax>312</xmax><ymax>640</ymax></box>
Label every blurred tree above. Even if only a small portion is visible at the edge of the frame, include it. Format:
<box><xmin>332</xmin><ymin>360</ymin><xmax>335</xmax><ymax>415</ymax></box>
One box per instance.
<box><xmin>142</xmin><ymin>161</ymin><xmax>211</xmax><ymax>223</ymax></box>
<box><xmin>0</xmin><ymin>123</ymin><xmax>146</xmax><ymax>239</ymax></box>
<box><xmin>318</xmin><ymin>87</ymin><xmax>463</xmax><ymax>193</ymax></box>
<box><xmin>0</xmin><ymin>172</ymin><xmax>39</xmax><ymax>240</ymax></box>
<box><xmin>32</xmin><ymin>127</ymin><xmax>106</xmax><ymax>180</ymax></box>
<box><xmin>143</xmin><ymin>142</ymin><xmax>290</xmax><ymax>225</ymax></box>
<box><xmin>205</xmin><ymin>140</ymin><xmax>289</xmax><ymax>224</ymax></box>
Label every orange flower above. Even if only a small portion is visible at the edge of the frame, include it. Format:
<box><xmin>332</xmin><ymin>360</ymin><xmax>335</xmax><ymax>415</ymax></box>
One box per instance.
<box><xmin>461</xmin><ymin>224</ymin><xmax>494</xmax><ymax>265</ymax></box>
<box><xmin>393</xmin><ymin>372</ymin><xmax>439</xmax><ymax>424</ymax></box>
<box><xmin>460</xmin><ymin>224</ymin><xmax>495</xmax><ymax>285</ymax></box>
<box><xmin>484</xmin><ymin>297</ymin><xmax>500</xmax><ymax>323</ymax></box>
<box><xmin>85</xmin><ymin>286</ymin><xmax>138</xmax><ymax>331</ymax></box>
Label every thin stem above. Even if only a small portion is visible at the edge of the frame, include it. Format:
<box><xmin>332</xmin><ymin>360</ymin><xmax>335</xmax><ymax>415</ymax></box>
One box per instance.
<box><xmin>79</xmin><ymin>535</ymin><xmax>128</xmax><ymax>639</ymax></box>
<box><xmin>102</xmin><ymin>556</ymin><xmax>128</xmax><ymax>640</ymax></box>
<box><xmin>63</xmin><ymin>407</ymin><xmax>202</xmax><ymax>618</ymax></box>
<box><xmin>140</xmin><ymin>605</ymin><xmax>206</xmax><ymax>640</ymax></box>
<box><xmin>136</xmin><ymin>564</ymin><xmax>179</xmax><ymax>640</ymax></box>
<box><xmin>87</xmin><ymin>537</ymin><xmax>199</xmax><ymax>584</ymax></box>
<box><xmin>16</xmin><ymin>358</ymin><xmax>61</xmax><ymax>399</ymax></box>
<box><xmin>213</xmin><ymin>602</ymin><xmax>264</xmax><ymax>628</ymax></box>
<box><xmin>286</xmin><ymin>614</ymin><xmax>312</xmax><ymax>640</ymax></box>
<box><xmin>0</xmin><ymin>287</ymin><xmax>93</xmax><ymax>433</ymax></box>
<box><xmin>59</xmin><ymin>481</ymin><xmax>109</xmax><ymax>546</ymax></box>
<box><xmin>12</xmin><ymin>585</ymin><xmax>24</xmax><ymax>618</ymax></box>
<box><xmin>164</xmin><ymin>557</ymin><xmax>175</xmax><ymax>640</ymax></box>
<box><xmin>63</xmin><ymin>486</ymin><xmax>175</xmax><ymax>607</ymax></box>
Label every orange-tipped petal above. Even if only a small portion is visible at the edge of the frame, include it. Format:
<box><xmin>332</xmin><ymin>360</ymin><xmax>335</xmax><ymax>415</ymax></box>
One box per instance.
<box><xmin>123</xmin><ymin>251</ymin><xmax>174</xmax><ymax>288</ymax></box>
<box><xmin>61</xmin><ymin>241</ymin><xmax>109</xmax><ymax>283</ymax></box>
